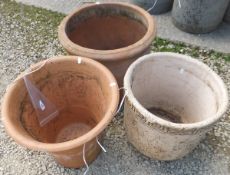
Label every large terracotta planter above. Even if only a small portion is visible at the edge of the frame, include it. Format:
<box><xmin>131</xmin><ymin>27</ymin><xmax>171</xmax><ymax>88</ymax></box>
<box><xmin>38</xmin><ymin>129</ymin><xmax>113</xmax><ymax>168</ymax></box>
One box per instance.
<box><xmin>58</xmin><ymin>2</ymin><xmax>156</xmax><ymax>86</ymax></box>
<box><xmin>2</xmin><ymin>56</ymin><xmax>119</xmax><ymax>168</ymax></box>
<box><xmin>124</xmin><ymin>52</ymin><xmax>228</xmax><ymax>160</ymax></box>
<box><xmin>172</xmin><ymin>0</ymin><xmax>230</xmax><ymax>33</ymax></box>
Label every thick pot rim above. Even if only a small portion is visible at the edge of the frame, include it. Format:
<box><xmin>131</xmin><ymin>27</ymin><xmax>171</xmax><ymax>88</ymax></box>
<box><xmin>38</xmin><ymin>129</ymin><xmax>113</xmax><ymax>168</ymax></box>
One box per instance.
<box><xmin>1</xmin><ymin>56</ymin><xmax>119</xmax><ymax>152</ymax></box>
<box><xmin>124</xmin><ymin>52</ymin><xmax>229</xmax><ymax>132</ymax></box>
<box><xmin>58</xmin><ymin>2</ymin><xmax>156</xmax><ymax>61</ymax></box>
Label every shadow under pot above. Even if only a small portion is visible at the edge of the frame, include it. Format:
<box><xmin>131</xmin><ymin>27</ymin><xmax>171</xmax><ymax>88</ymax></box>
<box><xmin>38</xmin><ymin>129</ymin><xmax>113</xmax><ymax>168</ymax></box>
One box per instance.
<box><xmin>124</xmin><ymin>52</ymin><xmax>228</xmax><ymax>160</ymax></box>
<box><xmin>58</xmin><ymin>2</ymin><xmax>156</xmax><ymax>87</ymax></box>
<box><xmin>2</xmin><ymin>56</ymin><xmax>119</xmax><ymax>168</ymax></box>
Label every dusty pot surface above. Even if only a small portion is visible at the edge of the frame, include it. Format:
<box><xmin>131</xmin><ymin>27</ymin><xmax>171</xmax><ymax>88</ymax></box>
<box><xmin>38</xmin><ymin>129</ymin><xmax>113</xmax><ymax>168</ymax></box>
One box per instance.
<box><xmin>172</xmin><ymin>0</ymin><xmax>230</xmax><ymax>33</ymax></box>
<box><xmin>224</xmin><ymin>3</ymin><xmax>230</xmax><ymax>23</ymax></box>
<box><xmin>124</xmin><ymin>52</ymin><xmax>228</xmax><ymax>160</ymax></box>
<box><xmin>131</xmin><ymin>0</ymin><xmax>173</xmax><ymax>14</ymax></box>
<box><xmin>2</xmin><ymin>56</ymin><xmax>119</xmax><ymax>168</ymax></box>
<box><xmin>58</xmin><ymin>2</ymin><xmax>156</xmax><ymax>87</ymax></box>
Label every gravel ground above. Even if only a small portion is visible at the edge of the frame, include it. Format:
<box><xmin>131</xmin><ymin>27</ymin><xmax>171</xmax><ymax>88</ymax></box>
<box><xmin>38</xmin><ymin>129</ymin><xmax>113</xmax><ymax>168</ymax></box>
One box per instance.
<box><xmin>0</xmin><ymin>0</ymin><xmax>230</xmax><ymax>175</ymax></box>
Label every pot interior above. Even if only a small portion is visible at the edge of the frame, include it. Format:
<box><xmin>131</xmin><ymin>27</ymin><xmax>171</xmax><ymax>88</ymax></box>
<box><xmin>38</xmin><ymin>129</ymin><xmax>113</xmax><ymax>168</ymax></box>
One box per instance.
<box><xmin>130</xmin><ymin>55</ymin><xmax>224</xmax><ymax>124</ymax></box>
<box><xmin>66</xmin><ymin>4</ymin><xmax>148</xmax><ymax>50</ymax></box>
<box><xmin>11</xmin><ymin>59</ymin><xmax>114</xmax><ymax>143</ymax></box>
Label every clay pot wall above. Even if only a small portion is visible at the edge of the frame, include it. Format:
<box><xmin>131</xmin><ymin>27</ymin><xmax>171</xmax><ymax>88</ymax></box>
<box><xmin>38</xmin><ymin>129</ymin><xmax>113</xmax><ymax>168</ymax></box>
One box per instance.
<box><xmin>2</xmin><ymin>56</ymin><xmax>119</xmax><ymax>168</ymax></box>
<box><xmin>124</xmin><ymin>52</ymin><xmax>228</xmax><ymax>160</ymax></box>
<box><xmin>58</xmin><ymin>3</ymin><xmax>156</xmax><ymax>87</ymax></box>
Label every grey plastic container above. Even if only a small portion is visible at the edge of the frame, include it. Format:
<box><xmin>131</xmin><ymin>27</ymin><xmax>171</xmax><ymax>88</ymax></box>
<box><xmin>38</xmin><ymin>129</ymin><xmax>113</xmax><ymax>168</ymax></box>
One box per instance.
<box><xmin>131</xmin><ymin>0</ymin><xmax>173</xmax><ymax>15</ymax></box>
<box><xmin>172</xmin><ymin>0</ymin><xmax>230</xmax><ymax>33</ymax></box>
<box><xmin>224</xmin><ymin>3</ymin><xmax>230</xmax><ymax>23</ymax></box>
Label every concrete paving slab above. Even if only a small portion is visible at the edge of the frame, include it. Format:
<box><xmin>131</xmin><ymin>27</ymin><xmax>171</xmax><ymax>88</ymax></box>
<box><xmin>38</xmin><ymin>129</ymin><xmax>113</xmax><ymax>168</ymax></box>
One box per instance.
<box><xmin>15</xmin><ymin>0</ymin><xmax>230</xmax><ymax>54</ymax></box>
<box><xmin>156</xmin><ymin>13</ymin><xmax>230</xmax><ymax>54</ymax></box>
<box><xmin>15</xmin><ymin>0</ymin><xmax>130</xmax><ymax>14</ymax></box>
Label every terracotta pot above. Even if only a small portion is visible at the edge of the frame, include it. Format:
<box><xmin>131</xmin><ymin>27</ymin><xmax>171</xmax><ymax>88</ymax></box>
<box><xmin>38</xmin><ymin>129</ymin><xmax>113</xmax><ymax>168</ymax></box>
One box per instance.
<box><xmin>131</xmin><ymin>0</ymin><xmax>174</xmax><ymax>15</ymax></box>
<box><xmin>2</xmin><ymin>56</ymin><xmax>119</xmax><ymax>168</ymax></box>
<box><xmin>124</xmin><ymin>52</ymin><xmax>228</xmax><ymax>160</ymax></box>
<box><xmin>172</xmin><ymin>0</ymin><xmax>230</xmax><ymax>33</ymax></box>
<box><xmin>58</xmin><ymin>2</ymin><xmax>156</xmax><ymax>87</ymax></box>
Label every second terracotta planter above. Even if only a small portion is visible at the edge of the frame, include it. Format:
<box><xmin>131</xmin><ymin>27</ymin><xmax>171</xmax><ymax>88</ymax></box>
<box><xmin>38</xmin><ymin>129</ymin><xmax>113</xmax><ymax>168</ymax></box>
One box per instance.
<box><xmin>2</xmin><ymin>56</ymin><xmax>119</xmax><ymax>168</ymax></box>
<box><xmin>58</xmin><ymin>2</ymin><xmax>156</xmax><ymax>86</ymax></box>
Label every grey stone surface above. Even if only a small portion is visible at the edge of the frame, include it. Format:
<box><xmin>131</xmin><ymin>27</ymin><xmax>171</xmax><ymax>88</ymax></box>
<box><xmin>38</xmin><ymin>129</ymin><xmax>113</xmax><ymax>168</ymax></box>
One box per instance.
<box><xmin>171</xmin><ymin>0</ymin><xmax>230</xmax><ymax>33</ymax></box>
<box><xmin>15</xmin><ymin>0</ymin><xmax>130</xmax><ymax>14</ymax></box>
<box><xmin>15</xmin><ymin>0</ymin><xmax>230</xmax><ymax>53</ymax></box>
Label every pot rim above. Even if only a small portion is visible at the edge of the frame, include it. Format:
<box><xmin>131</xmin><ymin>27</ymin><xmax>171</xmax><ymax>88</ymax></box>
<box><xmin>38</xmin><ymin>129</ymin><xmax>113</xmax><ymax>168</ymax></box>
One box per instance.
<box><xmin>124</xmin><ymin>52</ymin><xmax>229</xmax><ymax>131</ymax></box>
<box><xmin>1</xmin><ymin>56</ymin><xmax>119</xmax><ymax>152</ymax></box>
<box><xmin>58</xmin><ymin>2</ymin><xmax>156</xmax><ymax>61</ymax></box>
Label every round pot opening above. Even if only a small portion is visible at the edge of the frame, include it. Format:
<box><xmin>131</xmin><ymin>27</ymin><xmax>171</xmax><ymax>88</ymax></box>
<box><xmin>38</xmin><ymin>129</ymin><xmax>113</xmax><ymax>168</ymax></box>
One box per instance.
<box><xmin>4</xmin><ymin>57</ymin><xmax>119</xmax><ymax>146</ymax></box>
<box><xmin>127</xmin><ymin>53</ymin><xmax>227</xmax><ymax>125</ymax></box>
<box><xmin>65</xmin><ymin>4</ymin><xmax>148</xmax><ymax>50</ymax></box>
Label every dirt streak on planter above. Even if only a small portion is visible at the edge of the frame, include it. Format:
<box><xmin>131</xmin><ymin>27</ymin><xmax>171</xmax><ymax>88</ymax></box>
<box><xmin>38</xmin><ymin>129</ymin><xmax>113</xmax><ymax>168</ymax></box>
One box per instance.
<box><xmin>172</xmin><ymin>0</ymin><xmax>230</xmax><ymax>33</ymax></box>
<box><xmin>58</xmin><ymin>2</ymin><xmax>156</xmax><ymax>87</ymax></box>
<box><xmin>2</xmin><ymin>56</ymin><xmax>119</xmax><ymax>168</ymax></box>
<box><xmin>124</xmin><ymin>52</ymin><xmax>228</xmax><ymax>160</ymax></box>
<box><xmin>224</xmin><ymin>3</ymin><xmax>230</xmax><ymax>23</ymax></box>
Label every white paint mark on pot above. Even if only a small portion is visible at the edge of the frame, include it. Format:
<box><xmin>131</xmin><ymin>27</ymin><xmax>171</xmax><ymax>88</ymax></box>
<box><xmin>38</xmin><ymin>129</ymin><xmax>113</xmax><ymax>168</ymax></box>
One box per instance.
<box><xmin>178</xmin><ymin>0</ymin><xmax>181</xmax><ymax>8</ymax></box>
<box><xmin>77</xmin><ymin>57</ymin><xmax>82</xmax><ymax>64</ymax></box>
<box><xmin>110</xmin><ymin>82</ymin><xmax>117</xmax><ymax>87</ymax></box>
<box><xmin>180</xmin><ymin>68</ymin><xmax>184</xmax><ymax>74</ymax></box>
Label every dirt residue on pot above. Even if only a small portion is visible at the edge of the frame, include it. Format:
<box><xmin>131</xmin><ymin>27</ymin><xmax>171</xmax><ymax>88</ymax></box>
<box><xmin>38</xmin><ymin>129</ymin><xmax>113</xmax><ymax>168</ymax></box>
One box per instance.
<box><xmin>21</xmin><ymin>72</ymin><xmax>106</xmax><ymax>143</ymax></box>
<box><xmin>67</xmin><ymin>15</ymin><xmax>147</xmax><ymax>50</ymax></box>
<box><xmin>147</xmin><ymin>107</ymin><xmax>182</xmax><ymax>124</ymax></box>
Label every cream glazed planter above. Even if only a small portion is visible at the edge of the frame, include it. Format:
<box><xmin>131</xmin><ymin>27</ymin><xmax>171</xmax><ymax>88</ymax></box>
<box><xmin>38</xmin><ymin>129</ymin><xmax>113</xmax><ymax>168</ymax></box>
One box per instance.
<box><xmin>124</xmin><ymin>52</ymin><xmax>228</xmax><ymax>160</ymax></box>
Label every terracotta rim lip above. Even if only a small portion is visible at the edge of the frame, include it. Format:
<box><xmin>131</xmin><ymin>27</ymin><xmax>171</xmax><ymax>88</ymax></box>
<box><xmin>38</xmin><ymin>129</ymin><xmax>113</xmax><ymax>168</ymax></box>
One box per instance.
<box><xmin>124</xmin><ymin>52</ymin><xmax>229</xmax><ymax>131</ymax></box>
<box><xmin>58</xmin><ymin>2</ymin><xmax>156</xmax><ymax>61</ymax></box>
<box><xmin>1</xmin><ymin>56</ymin><xmax>119</xmax><ymax>152</ymax></box>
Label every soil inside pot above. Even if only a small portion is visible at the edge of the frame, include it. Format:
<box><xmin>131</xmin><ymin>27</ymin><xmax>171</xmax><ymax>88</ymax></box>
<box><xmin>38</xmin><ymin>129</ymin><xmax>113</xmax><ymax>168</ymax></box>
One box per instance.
<box><xmin>54</xmin><ymin>106</ymin><xmax>97</xmax><ymax>143</ymax></box>
<box><xmin>68</xmin><ymin>15</ymin><xmax>147</xmax><ymax>50</ymax></box>
<box><xmin>147</xmin><ymin>107</ymin><xmax>182</xmax><ymax>124</ymax></box>
<box><xmin>21</xmin><ymin>71</ymin><xmax>107</xmax><ymax>143</ymax></box>
<box><xmin>130</xmin><ymin>57</ymin><xmax>221</xmax><ymax>124</ymax></box>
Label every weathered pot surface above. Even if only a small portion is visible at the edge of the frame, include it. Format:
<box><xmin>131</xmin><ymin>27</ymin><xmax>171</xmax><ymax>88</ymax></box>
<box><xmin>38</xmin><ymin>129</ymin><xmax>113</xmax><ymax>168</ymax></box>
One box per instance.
<box><xmin>58</xmin><ymin>2</ymin><xmax>156</xmax><ymax>86</ymax></box>
<box><xmin>224</xmin><ymin>3</ymin><xmax>230</xmax><ymax>23</ymax></box>
<box><xmin>2</xmin><ymin>56</ymin><xmax>119</xmax><ymax>168</ymax></box>
<box><xmin>131</xmin><ymin>0</ymin><xmax>173</xmax><ymax>15</ymax></box>
<box><xmin>172</xmin><ymin>0</ymin><xmax>230</xmax><ymax>33</ymax></box>
<box><xmin>124</xmin><ymin>52</ymin><xmax>228</xmax><ymax>160</ymax></box>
